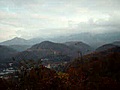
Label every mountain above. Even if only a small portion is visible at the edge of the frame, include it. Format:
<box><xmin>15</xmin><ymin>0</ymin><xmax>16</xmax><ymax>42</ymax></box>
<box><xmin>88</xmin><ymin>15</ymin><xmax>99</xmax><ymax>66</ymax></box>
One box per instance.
<box><xmin>1</xmin><ymin>31</ymin><xmax>119</xmax><ymax>48</ymax></box>
<box><xmin>0</xmin><ymin>45</ymin><xmax>18</xmax><ymax>62</ymax></box>
<box><xmin>96</xmin><ymin>44</ymin><xmax>119</xmax><ymax>52</ymax></box>
<box><xmin>0</xmin><ymin>37</ymin><xmax>28</xmax><ymax>45</ymax></box>
<box><xmin>0</xmin><ymin>40</ymin><xmax>93</xmax><ymax>63</ymax></box>
<box><xmin>14</xmin><ymin>41</ymin><xmax>77</xmax><ymax>61</ymax></box>
<box><xmin>64</xmin><ymin>41</ymin><xmax>93</xmax><ymax>54</ymax></box>
<box><xmin>0</xmin><ymin>37</ymin><xmax>45</xmax><ymax>46</ymax></box>
<box><xmin>30</xmin><ymin>41</ymin><xmax>73</xmax><ymax>52</ymax></box>
<box><xmin>14</xmin><ymin>41</ymin><xmax>93</xmax><ymax>62</ymax></box>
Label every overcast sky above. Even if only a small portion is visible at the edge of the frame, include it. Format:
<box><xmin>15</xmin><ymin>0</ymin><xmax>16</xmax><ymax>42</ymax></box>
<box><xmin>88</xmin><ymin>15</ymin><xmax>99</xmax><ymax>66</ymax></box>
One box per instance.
<box><xmin>0</xmin><ymin>0</ymin><xmax>120</xmax><ymax>42</ymax></box>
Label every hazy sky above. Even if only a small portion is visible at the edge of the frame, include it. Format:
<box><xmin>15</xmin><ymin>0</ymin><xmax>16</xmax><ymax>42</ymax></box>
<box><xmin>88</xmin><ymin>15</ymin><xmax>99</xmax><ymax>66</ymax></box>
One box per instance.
<box><xmin>0</xmin><ymin>0</ymin><xmax>120</xmax><ymax>42</ymax></box>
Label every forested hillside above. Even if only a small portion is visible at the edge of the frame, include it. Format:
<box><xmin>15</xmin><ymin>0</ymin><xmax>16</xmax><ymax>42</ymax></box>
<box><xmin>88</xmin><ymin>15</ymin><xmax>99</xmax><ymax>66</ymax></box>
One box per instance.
<box><xmin>0</xmin><ymin>47</ymin><xmax>120</xmax><ymax>90</ymax></box>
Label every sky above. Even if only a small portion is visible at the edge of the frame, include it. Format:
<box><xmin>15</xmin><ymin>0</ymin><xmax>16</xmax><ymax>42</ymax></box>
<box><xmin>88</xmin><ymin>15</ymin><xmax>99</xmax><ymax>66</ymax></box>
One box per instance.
<box><xmin>0</xmin><ymin>0</ymin><xmax>120</xmax><ymax>42</ymax></box>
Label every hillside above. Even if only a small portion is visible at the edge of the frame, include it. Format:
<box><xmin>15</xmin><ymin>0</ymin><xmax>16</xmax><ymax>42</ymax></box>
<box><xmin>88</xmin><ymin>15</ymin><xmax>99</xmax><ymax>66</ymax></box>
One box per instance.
<box><xmin>14</xmin><ymin>41</ymin><xmax>76</xmax><ymax>61</ymax></box>
<box><xmin>30</xmin><ymin>41</ymin><xmax>73</xmax><ymax>52</ymax></box>
<box><xmin>66</xmin><ymin>46</ymin><xmax>120</xmax><ymax>70</ymax></box>
<box><xmin>1</xmin><ymin>46</ymin><xmax>120</xmax><ymax>90</ymax></box>
<box><xmin>64</xmin><ymin>46</ymin><xmax>120</xmax><ymax>89</ymax></box>
<box><xmin>13</xmin><ymin>41</ymin><xmax>93</xmax><ymax>62</ymax></box>
<box><xmin>0</xmin><ymin>45</ymin><xmax>18</xmax><ymax>62</ymax></box>
<box><xmin>64</xmin><ymin>41</ymin><xmax>93</xmax><ymax>54</ymax></box>
<box><xmin>95</xmin><ymin>44</ymin><xmax>119</xmax><ymax>52</ymax></box>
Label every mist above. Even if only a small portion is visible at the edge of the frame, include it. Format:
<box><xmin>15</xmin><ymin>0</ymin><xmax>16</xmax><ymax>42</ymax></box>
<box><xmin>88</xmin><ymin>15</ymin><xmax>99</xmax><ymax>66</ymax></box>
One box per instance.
<box><xmin>0</xmin><ymin>0</ymin><xmax>120</xmax><ymax>42</ymax></box>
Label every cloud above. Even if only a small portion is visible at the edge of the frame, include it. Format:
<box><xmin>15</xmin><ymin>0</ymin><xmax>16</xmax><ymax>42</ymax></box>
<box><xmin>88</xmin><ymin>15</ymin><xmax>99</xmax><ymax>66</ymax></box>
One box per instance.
<box><xmin>73</xmin><ymin>13</ymin><xmax>120</xmax><ymax>33</ymax></box>
<box><xmin>0</xmin><ymin>0</ymin><xmax>120</xmax><ymax>42</ymax></box>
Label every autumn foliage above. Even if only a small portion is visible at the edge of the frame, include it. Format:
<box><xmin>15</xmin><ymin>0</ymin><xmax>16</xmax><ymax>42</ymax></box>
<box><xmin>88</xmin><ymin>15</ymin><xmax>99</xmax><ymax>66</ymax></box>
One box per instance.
<box><xmin>0</xmin><ymin>51</ymin><xmax>120</xmax><ymax>90</ymax></box>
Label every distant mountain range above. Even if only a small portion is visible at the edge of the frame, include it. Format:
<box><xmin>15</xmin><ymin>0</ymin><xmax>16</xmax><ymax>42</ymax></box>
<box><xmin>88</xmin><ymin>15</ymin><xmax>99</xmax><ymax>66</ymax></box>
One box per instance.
<box><xmin>0</xmin><ymin>37</ymin><xmax>28</xmax><ymax>45</ymax></box>
<box><xmin>0</xmin><ymin>32</ymin><xmax>119</xmax><ymax>48</ymax></box>
<box><xmin>50</xmin><ymin>32</ymin><xmax>120</xmax><ymax>48</ymax></box>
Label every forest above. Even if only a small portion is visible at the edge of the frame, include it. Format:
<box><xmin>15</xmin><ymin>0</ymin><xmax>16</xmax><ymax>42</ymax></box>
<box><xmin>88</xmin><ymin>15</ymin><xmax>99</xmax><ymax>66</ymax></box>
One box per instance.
<box><xmin>0</xmin><ymin>47</ymin><xmax>120</xmax><ymax>90</ymax></box>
